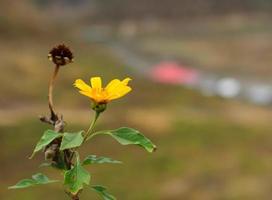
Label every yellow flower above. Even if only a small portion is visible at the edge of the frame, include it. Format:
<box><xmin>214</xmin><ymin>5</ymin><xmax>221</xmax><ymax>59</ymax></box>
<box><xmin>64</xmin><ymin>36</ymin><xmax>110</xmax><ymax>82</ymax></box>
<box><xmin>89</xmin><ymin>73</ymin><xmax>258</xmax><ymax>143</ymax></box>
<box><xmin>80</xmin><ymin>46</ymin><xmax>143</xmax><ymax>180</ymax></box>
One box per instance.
<box><xmin>74</xmin><ymin>77</ymin><xmax>132</xmax><ymax>104</ymax></box>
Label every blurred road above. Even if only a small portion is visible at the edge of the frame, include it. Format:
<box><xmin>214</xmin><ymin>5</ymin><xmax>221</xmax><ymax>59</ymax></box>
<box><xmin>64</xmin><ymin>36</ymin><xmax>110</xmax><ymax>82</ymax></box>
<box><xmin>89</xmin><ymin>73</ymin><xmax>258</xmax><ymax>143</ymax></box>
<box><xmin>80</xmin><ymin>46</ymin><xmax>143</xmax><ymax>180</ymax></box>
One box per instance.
<box><xmin>82</xmin><ymin>27</ymin><xmax>272</xmax><ymax>106</ymax></box>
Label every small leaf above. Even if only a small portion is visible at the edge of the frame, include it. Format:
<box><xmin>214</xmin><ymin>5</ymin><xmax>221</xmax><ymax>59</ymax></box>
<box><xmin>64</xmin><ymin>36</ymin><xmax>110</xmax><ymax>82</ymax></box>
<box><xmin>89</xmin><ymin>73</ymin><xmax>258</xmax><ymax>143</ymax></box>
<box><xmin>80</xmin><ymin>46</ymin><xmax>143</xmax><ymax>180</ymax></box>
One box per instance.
<box><xmin>92</xmin><ymin>185</ymin><xmax>116</xmax><ymax>200</ymax></box>
<box><xmin>60</xmin><ymin>131</ymin><xmax>84</xmax><ymax>150</ymax></box>
<box><xmin>8</xmin><ymin>179</ymin><xmax>37</xmax><ymax>189</ymax></box>
<box><xmin>93</xmin><ymin>127</ymin><xmax>156</xmax><ymax>153</ymax></box>
<box><xmin>9</xmin><ymin>173</ymin><xmax>58</xmax><ymax>189</ymax></box>
<box><xmin>82</xmin><ymin>155</ymin><xmax>122</xmax><ymax>165</ymax></box>
<box><xmin>32</xmin><ymin>173</ymin><xmax>58</xmax><ymax>184</ymax></box>
<box><xmin>30</xmin><ymin>130</ymin><xmax>62</xmax><ymax>158</ymax></box>
<box><xmin>64</xmin><ymin>153</ymin><xmax>90</xmax><ymax>195</ymax></box>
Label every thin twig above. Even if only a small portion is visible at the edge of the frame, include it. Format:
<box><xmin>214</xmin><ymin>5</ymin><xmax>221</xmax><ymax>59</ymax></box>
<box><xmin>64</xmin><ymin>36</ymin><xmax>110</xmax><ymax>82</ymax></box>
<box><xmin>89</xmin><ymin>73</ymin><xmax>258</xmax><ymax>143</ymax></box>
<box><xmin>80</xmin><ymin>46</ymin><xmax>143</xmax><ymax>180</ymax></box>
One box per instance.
<box><xmin>48</xmin><ymin>64</ymin><xmax>60</xmax><ymax>122</ymax></box>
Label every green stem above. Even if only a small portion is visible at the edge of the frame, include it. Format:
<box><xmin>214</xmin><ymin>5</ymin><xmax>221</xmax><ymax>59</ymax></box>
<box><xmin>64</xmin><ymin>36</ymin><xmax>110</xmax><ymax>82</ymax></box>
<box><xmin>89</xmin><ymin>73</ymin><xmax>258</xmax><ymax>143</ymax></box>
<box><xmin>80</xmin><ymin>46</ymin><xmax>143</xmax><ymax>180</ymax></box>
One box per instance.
<box><xmin>85</xmin><ymin>131</ymin><xmax>102</xmax><ymax>141</ymax></box>
<box><xmin>83</xmin><ymin>111</ymin><xmax>100</xmax><ymax>142</ymax></box>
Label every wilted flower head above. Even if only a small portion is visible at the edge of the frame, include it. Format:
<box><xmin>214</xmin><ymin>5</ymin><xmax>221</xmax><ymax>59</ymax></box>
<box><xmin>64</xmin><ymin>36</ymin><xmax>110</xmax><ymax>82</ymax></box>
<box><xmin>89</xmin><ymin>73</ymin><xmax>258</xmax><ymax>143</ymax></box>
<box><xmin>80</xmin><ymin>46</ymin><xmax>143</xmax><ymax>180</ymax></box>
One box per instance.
<box><xmin>74</xmin><ymin>77</ymin><xmax>132</xmax><ymax>105</ymax></box>
<box><xmin>48</xmin><ymin>44</ymin><xmax>73</xmax><ymax>66</ymax></box>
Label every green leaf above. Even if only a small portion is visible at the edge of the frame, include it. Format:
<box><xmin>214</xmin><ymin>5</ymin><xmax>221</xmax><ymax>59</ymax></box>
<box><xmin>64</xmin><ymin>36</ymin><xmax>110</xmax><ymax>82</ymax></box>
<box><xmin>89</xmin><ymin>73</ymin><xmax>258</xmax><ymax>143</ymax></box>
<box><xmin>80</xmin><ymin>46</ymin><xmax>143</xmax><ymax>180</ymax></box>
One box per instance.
<box><xmin>92</xmin><ymin>185</ymin><xmax>116</xmax><ymax>200</ymax></box>
<box><xmin>8</xmin><ymin>179</ymin><xmax>37</xmax><ymax>189</ymax></box>
<box><xmin>64</xmin><ymin>153</ymin><xmax>90</xmax><ymax>195</ymax></box>
<box><xmin>60</xmin><ymin>131</ymin><xmax>84</xmax><ymax>150</ymax></box>
<box><xmin>32</xmin><ymin>173</ymin><xmax>58</xmax><ymax>184</ymax></box>
<box><xmin>93</xmin><ymin>127</ymin><xmax>156</xmax><ymax>153</ymax></box>
<box><xmin>82</xmin><ymin>155</ymin><xmax>122</xmax><ymax>165</ymax></box>
<box><xmin>9</xmin><ymin>173</ymin><xmax>58</xmax><ymax>189</ymax></box>
<box><xmin>30</xmin><ymin>130</ymin><xmax>62</xmax><ymax>158</ymax></box>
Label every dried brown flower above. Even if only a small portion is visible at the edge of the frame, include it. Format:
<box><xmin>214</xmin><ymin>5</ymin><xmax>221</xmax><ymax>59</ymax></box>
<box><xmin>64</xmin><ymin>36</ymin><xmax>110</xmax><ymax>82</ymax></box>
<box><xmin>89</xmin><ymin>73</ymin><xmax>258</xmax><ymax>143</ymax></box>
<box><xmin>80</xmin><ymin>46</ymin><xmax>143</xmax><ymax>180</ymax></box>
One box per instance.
<box><xmin>48</xmin><ymin>44</ymin><xmax>74</xmax><ymax>66</ymax></box>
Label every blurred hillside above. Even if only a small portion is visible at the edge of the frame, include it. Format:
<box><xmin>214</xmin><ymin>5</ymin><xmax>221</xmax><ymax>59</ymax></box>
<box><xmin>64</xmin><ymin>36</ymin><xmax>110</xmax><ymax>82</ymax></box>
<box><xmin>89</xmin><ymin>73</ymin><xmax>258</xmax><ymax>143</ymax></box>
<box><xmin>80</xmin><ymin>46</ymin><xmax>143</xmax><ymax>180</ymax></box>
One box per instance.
<box><xmin>3</xmin><ymin>0</ymin><xmax>272</xmax><ymax>26</ymax></box>
<box><xmin>2</xmin><ymin>0</ymin><xmax>272</xmax><ymax>38</ymax></box>
<box><xmin>35</xmin><ymin>0</ymin><xmax>272</xmax><ymax>20</ymax></box>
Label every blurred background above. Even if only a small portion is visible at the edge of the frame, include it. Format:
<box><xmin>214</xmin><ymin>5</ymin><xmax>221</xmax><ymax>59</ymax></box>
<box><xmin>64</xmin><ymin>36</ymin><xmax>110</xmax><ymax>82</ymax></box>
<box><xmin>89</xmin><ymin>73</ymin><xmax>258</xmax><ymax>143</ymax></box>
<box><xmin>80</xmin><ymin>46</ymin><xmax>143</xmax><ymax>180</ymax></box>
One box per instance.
<box><xmin>1</xmin><ymin>0</ymin><xmax>272</xmax><ymax>199</ymax></box>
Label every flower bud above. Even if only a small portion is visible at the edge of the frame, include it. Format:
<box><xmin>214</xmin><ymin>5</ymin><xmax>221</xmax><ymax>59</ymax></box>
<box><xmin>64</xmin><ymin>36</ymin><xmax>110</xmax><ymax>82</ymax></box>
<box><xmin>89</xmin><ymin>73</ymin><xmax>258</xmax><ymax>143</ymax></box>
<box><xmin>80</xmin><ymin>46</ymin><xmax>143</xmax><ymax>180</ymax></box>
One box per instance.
<box><xmin>92</xmin><ymin>102</ymin><xmax>107</xmax><ymax>113</ymax></box>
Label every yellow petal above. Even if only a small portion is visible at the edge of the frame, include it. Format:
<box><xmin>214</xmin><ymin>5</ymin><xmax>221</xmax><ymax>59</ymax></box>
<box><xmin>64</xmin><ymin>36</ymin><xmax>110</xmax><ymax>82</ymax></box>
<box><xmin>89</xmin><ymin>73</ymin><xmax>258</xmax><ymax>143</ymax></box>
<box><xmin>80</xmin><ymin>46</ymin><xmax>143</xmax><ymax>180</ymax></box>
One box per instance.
<box><xmin>79</xmin><ymin>90</ymin><xmax>94</xmax><ymax>99</ymax></box>
<box><xmin>121</xmin><ymin>78</ymin><xmax>132</xmax><ymax>85</ymax></box>
<box><xmin>105</xmin><ymin>79</ymin><xmax>122</xmax><ymax>93</ymax></box>
<box><xmin>108</xmin><ymin>85</ymin><xmax>132</xmax><ymax>100</ymax></box>
<box><xmin>90</xmin><ymin>77</ymin><xmax>102</xmax><ymax>90</ymax></box>
<box><xmin>74</xmin><ymin>79</ymin><xmax>92</xmax><ymax>92</ymax></box>
<box><xmin>106</xmin><ymin>78</ymin><xmax>132</xmax><ymax>101</ymax></box>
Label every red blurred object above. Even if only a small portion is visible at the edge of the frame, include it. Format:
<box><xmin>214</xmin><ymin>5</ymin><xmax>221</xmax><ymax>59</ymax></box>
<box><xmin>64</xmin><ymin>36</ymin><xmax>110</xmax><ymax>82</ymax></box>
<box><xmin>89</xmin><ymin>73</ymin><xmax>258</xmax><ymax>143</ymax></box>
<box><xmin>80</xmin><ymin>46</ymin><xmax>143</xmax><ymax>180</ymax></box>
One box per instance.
<box><xmin>150</xmin><ymin>61</ymin><xmax>199</xmax><ymax>85</ymax></box>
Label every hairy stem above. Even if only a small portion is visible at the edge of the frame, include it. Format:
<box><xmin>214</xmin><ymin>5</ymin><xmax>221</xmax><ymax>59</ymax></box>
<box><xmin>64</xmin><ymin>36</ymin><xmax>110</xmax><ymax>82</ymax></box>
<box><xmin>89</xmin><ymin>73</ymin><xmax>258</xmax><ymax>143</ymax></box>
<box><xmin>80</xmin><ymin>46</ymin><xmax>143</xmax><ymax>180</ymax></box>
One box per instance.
<box><xmin>48</xmin><ymin>64</ymin><xmax>60</xmax><ymax>121</ymax></box>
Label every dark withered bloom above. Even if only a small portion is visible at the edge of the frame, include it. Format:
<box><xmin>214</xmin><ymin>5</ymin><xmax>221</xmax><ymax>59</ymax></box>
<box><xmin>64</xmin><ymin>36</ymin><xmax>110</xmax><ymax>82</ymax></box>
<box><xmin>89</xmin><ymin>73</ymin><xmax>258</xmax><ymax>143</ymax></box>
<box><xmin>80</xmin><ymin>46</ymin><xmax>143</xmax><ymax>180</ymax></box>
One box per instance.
<box><xmin>48</xmin><ymin>44</ymin><xmax>73</xmax><ymax>66</ymax></box>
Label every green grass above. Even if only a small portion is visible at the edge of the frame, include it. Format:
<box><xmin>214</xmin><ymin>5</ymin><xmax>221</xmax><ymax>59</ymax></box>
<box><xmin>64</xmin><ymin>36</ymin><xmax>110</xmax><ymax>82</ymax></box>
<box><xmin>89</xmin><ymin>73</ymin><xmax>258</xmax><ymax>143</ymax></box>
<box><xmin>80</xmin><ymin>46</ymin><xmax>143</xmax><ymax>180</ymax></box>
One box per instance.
<box><xmin>1</xmin><ymin>107</ymin><xmax>272</xmax><ymax>200</ymax></box>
